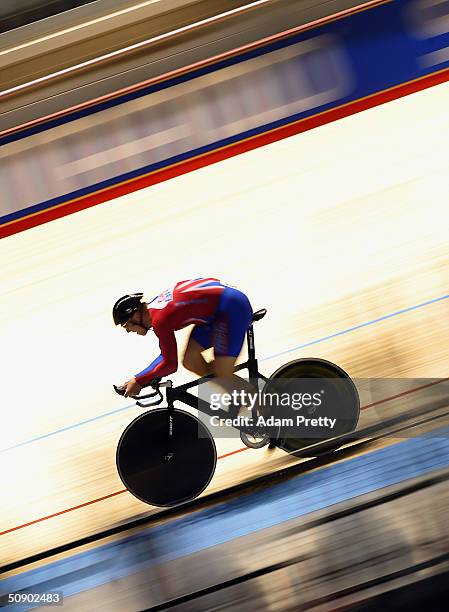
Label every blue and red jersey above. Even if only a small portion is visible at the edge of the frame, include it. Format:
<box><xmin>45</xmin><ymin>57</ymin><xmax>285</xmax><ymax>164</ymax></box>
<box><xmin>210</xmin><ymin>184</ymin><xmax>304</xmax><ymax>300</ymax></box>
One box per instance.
<box><xmin>135</xmin><ymin>278</ymin><xmax>227</xmax><ymax>386</ymax></box>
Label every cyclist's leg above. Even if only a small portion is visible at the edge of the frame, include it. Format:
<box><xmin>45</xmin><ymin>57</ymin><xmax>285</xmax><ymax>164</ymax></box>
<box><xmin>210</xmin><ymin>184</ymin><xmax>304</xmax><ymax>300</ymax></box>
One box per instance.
<box><xmin>210</xmin><ymin>288</ymin><xmax>259</xmax><ymax>414</ymax></box>
<box><xmin>196</xmin><ymin>290</ymin><xmax>269</xmax><ymax>445</ymax></box>
<box><xmin>213</xmin><ymin>356</ymin><xmax>238</xmax><ymax>378</ymax></box>
<box><xmin>182</xmin><ymin>327</ymin><xmax>213</xmax><ymax>376</ymax></box>
<box><xmin>213</xmin><ymin>357</ymin><xmax>256</xmax><ymax>410</ymax></box>
<box><xmin>211</xmin><ymin>287</ymin><xmax>253</xmax><ymax>362</ymax></box>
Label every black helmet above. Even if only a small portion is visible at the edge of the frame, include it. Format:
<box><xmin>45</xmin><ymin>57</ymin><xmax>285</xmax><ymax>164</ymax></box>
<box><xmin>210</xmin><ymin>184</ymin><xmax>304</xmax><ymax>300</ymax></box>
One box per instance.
<box><xmin>113</xmin><ymin>293</ymin><xmax>144</xmax><ymax>326</ymax></box>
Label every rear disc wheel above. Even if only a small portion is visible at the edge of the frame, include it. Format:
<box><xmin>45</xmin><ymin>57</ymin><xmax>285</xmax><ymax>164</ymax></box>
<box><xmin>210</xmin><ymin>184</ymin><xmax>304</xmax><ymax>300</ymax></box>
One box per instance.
<box><xmin>263</xmin><ymin>358</ymin><xmax>360</xmax><ymax>457</ymax></box>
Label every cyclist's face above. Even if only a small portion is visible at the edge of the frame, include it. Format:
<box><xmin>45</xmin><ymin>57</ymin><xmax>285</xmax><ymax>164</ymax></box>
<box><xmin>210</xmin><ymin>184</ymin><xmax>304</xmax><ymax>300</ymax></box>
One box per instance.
<box><xmin>123</xmin><ymin>312</ymin><xmax>148</xmax><ymax>335</ymax></box>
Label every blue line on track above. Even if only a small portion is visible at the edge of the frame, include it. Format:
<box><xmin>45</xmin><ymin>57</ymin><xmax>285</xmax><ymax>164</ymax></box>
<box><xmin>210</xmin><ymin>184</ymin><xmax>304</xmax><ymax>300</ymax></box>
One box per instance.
<box><xmin>2</xmin><ymin>292</ymin><xmax>448</xmax><ymax>453</ymax></box>
<box><xmin>261</xmin><ymin>293</ymin><xmax>449</xmax><ymax>362</ymax></box>
<box><xmin>0</xmin><ymin>403</ymin><xmax>136</xmax><ymax>453</ymax></box>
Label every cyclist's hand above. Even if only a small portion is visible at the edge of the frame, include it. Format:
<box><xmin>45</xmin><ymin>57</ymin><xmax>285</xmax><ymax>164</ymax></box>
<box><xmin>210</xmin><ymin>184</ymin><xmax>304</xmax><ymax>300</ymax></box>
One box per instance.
<box><xmin>122</xmin><ymin>377</ymin><xmax>142</xmax><ymax>398</ymax></box>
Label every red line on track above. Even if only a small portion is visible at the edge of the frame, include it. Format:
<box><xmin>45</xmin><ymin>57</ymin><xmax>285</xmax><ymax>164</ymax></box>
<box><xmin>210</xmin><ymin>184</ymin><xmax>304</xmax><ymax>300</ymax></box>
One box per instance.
<box><xmin>0</xmin><ymin>490</ymin><xmax>126</xmax><ymax>536</ymax></box>
<box><xmin>0</xmin><ymin>447</ymin><xmax>251</xmax><ymax>536</ymax></box>
<box><xmin>362</xmin><ymin>377</ymin><xmax>448</xmax><ymax>410</ymax></box>
<box><xmin>1</xmin><ymin>378</ymin><xmax>447</xmax><ymax>536</ymax></box>
<box><xmin>218</xmin><ymin>446</ymin><xmax>251</xmax><ymax>459</ymax></box>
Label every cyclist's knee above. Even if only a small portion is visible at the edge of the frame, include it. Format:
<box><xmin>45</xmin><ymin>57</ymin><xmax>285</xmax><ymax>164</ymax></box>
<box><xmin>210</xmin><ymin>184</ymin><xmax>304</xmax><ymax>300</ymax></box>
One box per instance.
<box><xmin>183</xmin><ymin>345</ymin><xmax>209</xmax><ymax>375</ymax></box>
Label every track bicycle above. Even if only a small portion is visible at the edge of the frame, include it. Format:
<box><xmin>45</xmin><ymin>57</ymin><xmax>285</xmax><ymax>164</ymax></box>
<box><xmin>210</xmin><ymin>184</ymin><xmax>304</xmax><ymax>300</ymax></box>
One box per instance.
<box><xmin>115</xmin><ymin>308</ymin><xmax>360</xmax><ymax>506</ymax></box>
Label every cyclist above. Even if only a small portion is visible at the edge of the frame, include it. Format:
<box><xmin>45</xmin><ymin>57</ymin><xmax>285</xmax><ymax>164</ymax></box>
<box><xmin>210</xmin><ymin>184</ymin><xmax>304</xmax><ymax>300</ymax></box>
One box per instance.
<box><xmin>113</xmin><ymin>278</ymin><xmax>254</xmax><ymax>398</ymax></box>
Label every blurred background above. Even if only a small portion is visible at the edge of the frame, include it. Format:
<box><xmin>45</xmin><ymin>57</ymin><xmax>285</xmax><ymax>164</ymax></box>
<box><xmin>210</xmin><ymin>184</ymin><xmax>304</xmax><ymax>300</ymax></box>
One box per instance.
<box><xmin>1</xmin><ymin>0</ymin><xmax>449</xmax><ymax>610</ymax></box>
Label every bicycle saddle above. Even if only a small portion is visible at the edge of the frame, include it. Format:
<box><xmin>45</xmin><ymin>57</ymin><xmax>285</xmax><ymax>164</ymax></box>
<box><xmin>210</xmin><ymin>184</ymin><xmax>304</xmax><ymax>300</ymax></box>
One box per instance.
<box><xmin>252</xmin><ymin>308</ymin><xmax>267</xmax><ymax>322</ymax></box>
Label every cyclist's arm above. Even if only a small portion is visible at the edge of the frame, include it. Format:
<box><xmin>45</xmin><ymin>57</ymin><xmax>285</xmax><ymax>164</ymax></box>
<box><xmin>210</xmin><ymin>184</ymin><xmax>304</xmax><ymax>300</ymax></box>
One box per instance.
<box><xmin>134</xmin><ymin>325</ymin><xmax>178</xmax><ymax>386</ymax></box>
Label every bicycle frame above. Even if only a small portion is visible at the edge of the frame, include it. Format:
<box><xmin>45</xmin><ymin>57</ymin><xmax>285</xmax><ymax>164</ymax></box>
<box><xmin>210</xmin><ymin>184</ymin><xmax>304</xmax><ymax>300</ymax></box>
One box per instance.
<box><xmin>139</xmin><ymin>320</ymin><xmax>270</xmax><ymax>434</ymax></box>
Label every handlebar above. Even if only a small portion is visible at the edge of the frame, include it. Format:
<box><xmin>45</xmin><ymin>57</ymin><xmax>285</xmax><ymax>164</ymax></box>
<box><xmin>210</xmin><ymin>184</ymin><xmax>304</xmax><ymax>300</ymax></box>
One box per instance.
<box><xmin>113</xmin><ymin>378</ymin><xmax>172</xmax><ymax>408</ymax></box>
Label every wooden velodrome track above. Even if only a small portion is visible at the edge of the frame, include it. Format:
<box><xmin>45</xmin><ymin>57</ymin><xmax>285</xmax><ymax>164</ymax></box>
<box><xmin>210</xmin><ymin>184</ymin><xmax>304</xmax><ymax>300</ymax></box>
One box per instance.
<box><xmin>1</xmin><ymin>81</ymin><xmax>449</xmax><ymax>567</ymax></box>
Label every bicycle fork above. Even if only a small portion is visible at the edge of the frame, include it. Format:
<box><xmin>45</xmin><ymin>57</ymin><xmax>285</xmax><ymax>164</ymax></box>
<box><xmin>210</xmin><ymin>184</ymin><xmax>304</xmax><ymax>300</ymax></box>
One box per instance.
<box><xmin>165</xmin><ymin>383</ymin><xmax>175</xmax><ymax>461</ymax></box>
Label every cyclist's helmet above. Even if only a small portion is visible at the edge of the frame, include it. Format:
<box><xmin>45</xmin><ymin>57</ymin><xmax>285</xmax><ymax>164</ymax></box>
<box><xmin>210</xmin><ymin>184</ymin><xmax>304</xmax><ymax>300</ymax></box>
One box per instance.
<box><xmin>113</xmin><ymin>293</ymin><xmax>144</xmax><ymax>326</ymax></box>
